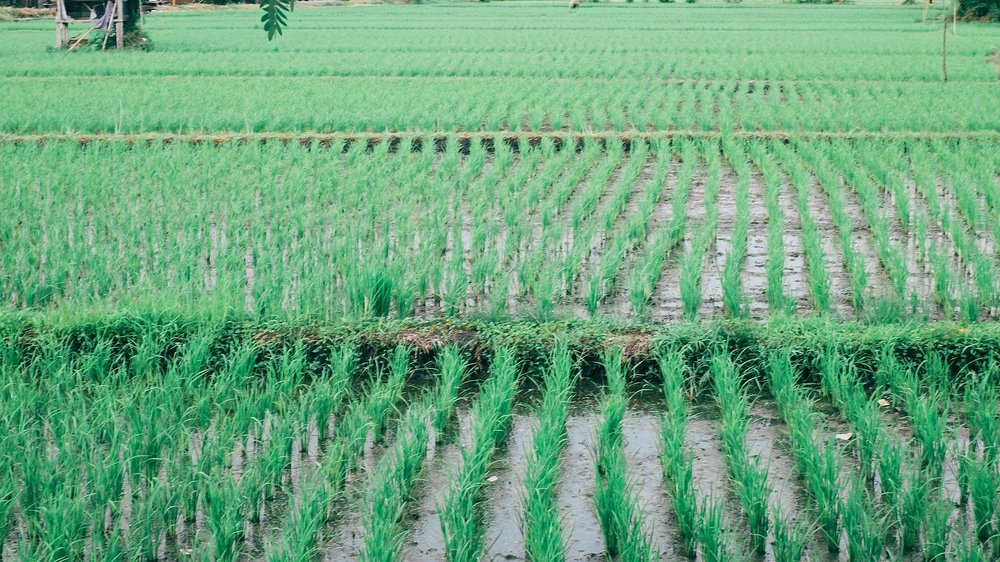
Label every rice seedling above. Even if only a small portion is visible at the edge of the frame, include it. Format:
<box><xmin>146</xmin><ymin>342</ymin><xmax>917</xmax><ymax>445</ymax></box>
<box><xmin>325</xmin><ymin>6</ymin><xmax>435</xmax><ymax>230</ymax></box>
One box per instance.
<box><xmin>203</xmin><ymin>470</ymin><xmax>246</xmax><ymax>562</ymax></box>
<box><xmin>964</xmin><ymin>369</ymin><xmax>1000</xmax><ymax>466</ymax></box>
<box><xmin>900</xmin><ymin>471</ymin><xmax>927</xmax><ymax>552</ymax></box>
<box><xmin>908</xmin><ymin>391</ymin><xmax>949</xmax><ymax>481</ymax></box>
<box><xmin>658</xmin><ymin>349</ymin><xmax>698</xmax><ymax>559</ymax></box>
<box><xmin>522</xmin><ymin>341</ymin><xmax>575</xmax><ymax>562</ymax></box>
<box><xmin>878</xmin><ymin>436</ymin><xmax>904</xmax><ymax>512</ymax></box>
<box><xmin>922</xmin><ymin>500</ymin><xmax>952</xmax><ymax>562</ymax></box>
<box><xmin>841</xmin><ymin>478</ymin><xmax>885</xmax><ymax>562</ymax></box>
<box><xmin>772</xmin><ymin>505</ymin><xmax>810</xmax><ymax>562</ymax></box>
<box><xmin>679</xmin><ymin>142</ymin><xmax>721</xmax><ymax>321</ymax></box>
<box><xmin>439</xmin><ymin>348</ymin><xmax>519</xmax><ymax>562</ymax></box>
<box><xmin>748</xmin><ymin>144</ymin><xmax>790</xmax><ymax>314</ymax></box>
<box><xmin>593</xmin><ymin>347</ymin><xmax>657</xmax><ymax>561</ymax></box>
<box><xmin>628</xmin><ymin>140</ymin><xmax>696</xmax><ymax>317</ymax></box>
<box><xmin>810</xmin><ymin>443</ymin><xmax>844</xmax><ymax>553</ymax></box>
<box><xmin>359</xmin><ymin>399</ymin><xmax>433</xmax><ymax>562</ymax></box>
<box><xmin>40</xmin><ymin>489</ymin><xmax>88</xmax><ymax>562</ymax></box>
<box><xmin>967</xmin><ymin>453</ymin><xmax>997</xmax><ymax>543</ymax></box>
<box><xmin>768</xmin><ymin>350</ymin><xmax>841</xmax><ymax>552</ymax></box>
<box><xmin>697</xmin><ymin>495</ymin><xmax>731</xmax><ymax>562</ymax></box>
<box><xmin>268</xmin><ymin>348</ymin><xmax>402</xmax><ymax>561</ymax></box>
<box><xmin>266</xmin><ymin>481</ymin><xmax>328</xmax><ymax>562</ymax></box>
<box><xmin>719</xmin><ymin>140</ymin><xmax>751</xmax><ymax>318</ymax></box>
<box><xmin>432</xmin><ymin>346</ymin><xmax>467</xmax><ymax>438</ymax></box>
<box><xmin>0</xmin><ymin>476</ymin><xmax>15</xmax><ymax>555</ymax></box>
<box><xmin>774</xmin><ymin>140</ymin><xmax>830</xmax><ymax>313</ymax></box>
<box><xmin>710</xmin><ymin>352</ymin><xmax>769</xmax><ymax>554</ymax></box>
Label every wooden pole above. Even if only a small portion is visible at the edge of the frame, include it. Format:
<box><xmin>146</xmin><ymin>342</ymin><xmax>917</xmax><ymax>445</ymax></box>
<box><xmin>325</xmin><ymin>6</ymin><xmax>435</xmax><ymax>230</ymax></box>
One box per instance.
<box><xmin>55</xmin><ymin>0</ymin><xmax>67</xmax><ymax>48</ymax></box>
<box><xmin>115</xmin><ymin>0</ymin><xmax>124</xmax><ymax>48</ymax></box>
<box><xmin>953</xmin><ymin>0</ymin><xmax>957</xmax><ymax>33</ymax></box>
<box><xmin>942</xmin><ymin>13</ymin><xmax>948</xmax><ymax>82</ymax></box>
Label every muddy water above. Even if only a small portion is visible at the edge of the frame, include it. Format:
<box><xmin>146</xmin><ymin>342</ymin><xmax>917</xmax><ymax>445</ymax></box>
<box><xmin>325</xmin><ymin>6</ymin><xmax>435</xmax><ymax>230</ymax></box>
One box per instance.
<box><xmin>558</xmin><ymin>415</ymin><xmax>605</xmax><ymax>561</ymax></box>
<box><xmin>621</xmin><ymin>412</ymin><xmax>679</xmax><ymax>559</ymax></box>
<box><xmin>653</xmin><ymin>165</ymin><xmax>707</xmax><ymax>321</ymax></box>
<box><xmin>744</xmin><ymin>169</ymin><xmax>771</xmax><ymax>318</ymax></box>
<box><xmin>400</xmin><ymin>412</ymin><xmax>471</xmax><ymax>562</ymax></box>
<box><xmin>482</xmin><ymin>413</ymin><xmax>534</xmax><ymax>562</ymax></box>
<box><xmin>686</xmin><ymin>405</ymin><xmax>748</xmax><ymax>543</ymax></box>
<box><xmin>804</xmin><ymin>175</ymin><xmax>854</xmax><ymax>319</ymax></box>
<box><xmin>610</xmin><ymin>155</ymin><xmax>678</xmax><ymax>316</ymax></box>
<box><xmin>835</xmin><ymin>174</ymin><xmax>892</xmax><ymax>306</ymax></box>
<box><xmin>701</xmin><ymin>166</ymin><xmax>737</xmax><ymax>319</ymax></box>
<box><xmin>776</xmin><ymin>174</ymin><xmax>810</xmax><ymax>313</ymax></box>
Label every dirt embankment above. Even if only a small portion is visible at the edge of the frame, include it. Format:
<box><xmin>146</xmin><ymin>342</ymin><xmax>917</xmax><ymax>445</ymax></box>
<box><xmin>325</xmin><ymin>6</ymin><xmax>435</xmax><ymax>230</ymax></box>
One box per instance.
<box><xmin>0</xmin><ymin>6</ymin><xmax>55</xmax><ymax>20</ymax></box>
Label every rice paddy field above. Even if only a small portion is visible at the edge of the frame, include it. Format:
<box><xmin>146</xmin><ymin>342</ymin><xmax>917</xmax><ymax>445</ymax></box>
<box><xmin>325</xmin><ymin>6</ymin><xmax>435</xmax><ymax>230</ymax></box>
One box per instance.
<box><xmin>2</xmin><ymin>2</ymin><xmax>1000</xmax><ymax>561</ymax></box>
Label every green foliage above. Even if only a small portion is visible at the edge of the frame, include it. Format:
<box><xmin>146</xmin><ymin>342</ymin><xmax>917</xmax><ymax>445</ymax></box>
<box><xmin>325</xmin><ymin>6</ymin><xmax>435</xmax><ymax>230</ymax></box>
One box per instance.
<box><xmin>958</xmin><ymin>0</ymin><xmax>1000</xmax><ymax>21</ymax></box>
<box><xmin>260</xmin><ymin>0</ymin><xmax>294</xmax><ymax>40</ymax></box>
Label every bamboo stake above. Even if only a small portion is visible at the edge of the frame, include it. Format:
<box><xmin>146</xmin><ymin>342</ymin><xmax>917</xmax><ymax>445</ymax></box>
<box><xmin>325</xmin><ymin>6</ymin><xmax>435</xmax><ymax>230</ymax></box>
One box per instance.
<box><xmin>67</xmin><ymin>24</ymin><xmax>96</xmax><ymax>52</ymax></box>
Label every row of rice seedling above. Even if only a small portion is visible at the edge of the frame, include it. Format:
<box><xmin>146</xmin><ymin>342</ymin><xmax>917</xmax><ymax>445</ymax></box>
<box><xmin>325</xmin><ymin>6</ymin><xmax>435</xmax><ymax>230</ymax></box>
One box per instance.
<box><xmin>775</xmin><ymin>142</ymin><xmax>832</xmax><ymax>313</ymax></box>
<box><xmin>357</xmin><ymin>347</ymin><xmax>468</xmax><ymax>562</ymax></box>
<box><xmin>582</xmin><ymin>142</ymin><xmax>651</xmax><ymax>317</ymax></box>
<box><xmin>521</xmin><ymin>343</ymin><xmax>575</xmax><ymax>562</ymax></box>
<box><xmin>816</xmin><ymin>348</ymin><xmax>1000</xmax><ymax>560</ymax></box>
<box><xmin>819</xmin><ymin>349</ymin><xmax>925</xmax><ymax>554</ymax></box>
<box><xmin>627</xmin><ymin>140</ymin><xmax>697</xmax><ymax>317</ymax></box>
<box><xmin>710</xmin><ymin>353</ymin><xmax>771</xmax><ymax>555</ymax></box>
<box><xmin>878</xmin><ymin>355</ymin><xmax>966</xmax><ymax>556</ymax></box>
<box><xmin>746</xmin><ymin>142</ymin><xmax>790</xmax><ymax>313</ymax></box>
<box><xmin>776</xmin><ymin>141</ymin><xmax>870</xmax><ymax>311</ymax></box>
<box><xmin>811</xmin><ymin>140</ymin><xmax>911</xmax><ymax>301</ymax></box>
<box><xmin>593</xmin><ymin>347</ymin><xmax>657</xmax><ymax>560</ymax></box>
<box><xmin>555</xmin><ymin>143</ymin><xmax>634</xmax><ymax>309</ymax></box>
<box><xmin>908</xmin><ymin>142</ymin><xmax>975</xmax><ymax>316</ymax></box>
<box><xmin>5</xmin><ymin>76</ymin><xmax>997</xmax><ymax>135</ymax></box>
<box><xmin>585</xmin><ymin>143</ymin><xmax>672</xmax><ymax>315</ymax></box>
<box><xmin>439</xmin><ymin>348</ymin><xmax>519</xmax><ymax>561</ymax></box>
<box><xmin>657</xmin><ymin>350</ymin><xmax>699</xmax><ymax>559</ymax></box>
<box><xmin>914</xmin><ymin>141</ymin><xmax>998</xmax><ymax>314</ymax></box>
<box><xmin>270</xmin><ymin>345</ymin><xmax>406</xmax><ymax>561</ymax></box>
<box><xmin>517</xmin><ymin>142</ymin><xmax>607</xmax><ymax>317</ymax></box>
<box><xmin>960</xmin><ymin>368</ymin><xmax>1000</xmax><ymax>553</ymax></box>
<box><xmin>0</xmin><ymin>326</ymin><xmax>454</xmax><ymax>561</ymax></box>
<box><xmin>552</xmin><ymin>143</ymin><xmax>625</xmax><ymax>299</ymax></box>
<box><xmin>768</xmin><ymin>351</ymin><xmax>844</xmax><ymax>553</ymax></box>
<box><xmin>719</xmin><ymin>138</ymin><xmax>752</xmax><ymax>318</ymax></box>
<box><xmin>659</xmin><ymin>350</ymin><xmax>744</xmax><ymax>561</ymax></box>
<box><xmin>678</xmin><ymin>142</ymin><xmax>721</xmax><ymax>320</ymax></box>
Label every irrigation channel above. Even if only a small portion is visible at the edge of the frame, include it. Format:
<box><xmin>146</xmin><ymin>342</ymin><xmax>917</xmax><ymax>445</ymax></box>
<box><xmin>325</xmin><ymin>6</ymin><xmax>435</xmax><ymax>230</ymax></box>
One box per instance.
<box><xmin>3</xmin><ymin>324</ymin><xmax>997</xmax><ymax>562</ymax></box>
